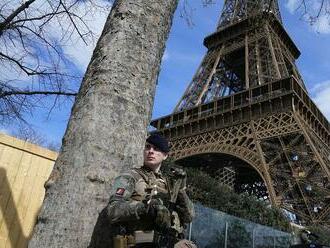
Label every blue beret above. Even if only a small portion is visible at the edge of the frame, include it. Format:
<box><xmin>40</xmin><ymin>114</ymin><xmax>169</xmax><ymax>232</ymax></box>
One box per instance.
<box><xmin>146</xmin><ymin>134</ymin><xmax>170</xmax><ymax>153</ymax></box>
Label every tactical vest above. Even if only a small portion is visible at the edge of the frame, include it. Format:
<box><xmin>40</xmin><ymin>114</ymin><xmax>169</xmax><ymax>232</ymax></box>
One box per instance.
<box><xmin>130</xmin><ymin>167</ymin><xmax>183</xmax><ymax>233</ymax></box>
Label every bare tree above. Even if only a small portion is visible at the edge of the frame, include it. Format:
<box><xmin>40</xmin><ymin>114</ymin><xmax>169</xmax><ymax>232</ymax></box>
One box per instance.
<box><xmin>10</xmin><ymin>124</ymin><xmax>61</xmax><ymax>151</ymax></box>
<box><xmin>11</xmin><ymin>124</ymin><xmax>47</xmax><ymax>145</ymax></box>
<box><xmin>0</xmin><ymin>0</ymin><xmax>112</xmax><ymax>123</ymax></box>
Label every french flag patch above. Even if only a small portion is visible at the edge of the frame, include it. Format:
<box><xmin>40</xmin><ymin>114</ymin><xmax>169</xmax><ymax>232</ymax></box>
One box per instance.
<box><xmin>115</xmin><ymin>188</ymin><xmax>125</xmax><ymax>196</ymax></box>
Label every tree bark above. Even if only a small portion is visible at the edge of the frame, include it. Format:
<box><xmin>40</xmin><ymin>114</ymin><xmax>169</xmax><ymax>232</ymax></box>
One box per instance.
<box><xmin>28</xmin><ymin>0</ymin><xmax>178</xmax><ymax>247</ymax></box>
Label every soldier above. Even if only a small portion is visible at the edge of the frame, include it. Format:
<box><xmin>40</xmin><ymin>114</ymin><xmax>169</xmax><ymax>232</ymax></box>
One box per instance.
<box><xmin>106</xmin><ymin>134</ymin><xmax>196</xmax><ymax>248</ymax></box>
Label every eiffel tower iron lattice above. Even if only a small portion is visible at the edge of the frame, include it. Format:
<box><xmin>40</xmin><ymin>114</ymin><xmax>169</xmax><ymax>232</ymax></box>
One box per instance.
<box><xmin>150</xmin><ymin>0</ymin><xmax>330</xmax><ymax>225</ymax></box>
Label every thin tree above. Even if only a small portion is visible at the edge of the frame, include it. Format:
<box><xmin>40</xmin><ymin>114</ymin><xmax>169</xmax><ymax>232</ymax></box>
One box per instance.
<box><xmin>28</xmin><ymin>0</ymin><xmax>179</xmax><ymax>247</ymax></box>
<box><xmin>10</xmin><ymin>125</ymin><xmax>61</xmax><ymax>151</ymax></box>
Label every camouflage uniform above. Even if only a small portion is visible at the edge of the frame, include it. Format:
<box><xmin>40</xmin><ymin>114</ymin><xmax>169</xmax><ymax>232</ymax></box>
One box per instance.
<box><xmin>106</xmin><ymin>165</ymin><xmax>194</xmax><ymax>247</ymax></box>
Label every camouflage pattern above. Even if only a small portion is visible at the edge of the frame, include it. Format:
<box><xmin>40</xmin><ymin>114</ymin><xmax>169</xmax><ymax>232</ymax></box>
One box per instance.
<box><xmin>106</xmin><ymin>166</ymin><xmax>194</xmax><ymax>235</ymax></box>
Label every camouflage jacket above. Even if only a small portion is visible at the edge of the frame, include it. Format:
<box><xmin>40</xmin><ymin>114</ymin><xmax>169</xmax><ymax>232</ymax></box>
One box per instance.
<box><xmin>106</xmin><ymin>165</ymin><xmax>194</xmax><ymax>233</ymax></box>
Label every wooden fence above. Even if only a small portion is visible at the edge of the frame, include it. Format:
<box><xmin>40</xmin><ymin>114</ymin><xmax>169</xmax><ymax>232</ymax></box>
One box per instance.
<box><xmin>0</xmin><ymin>133</ymin><xmax>57</xmax><ymax>248</ymax></box>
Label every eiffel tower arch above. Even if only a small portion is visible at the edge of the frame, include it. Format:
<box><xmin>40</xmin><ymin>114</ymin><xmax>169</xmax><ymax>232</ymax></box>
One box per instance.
<box><xmin>151</xmin><ymin>0</ymin><xmax>330</xmax><ymax>225</ymax></box>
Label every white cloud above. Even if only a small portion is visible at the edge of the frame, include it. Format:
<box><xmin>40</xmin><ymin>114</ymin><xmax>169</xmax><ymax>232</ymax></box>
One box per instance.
<box><xmin>285</xmin><ymin>0</ymin><xmax>300</xmax><ymax>14</ymax></box>
<box><xmin>0</xmin><ymin>0</ymin><xmax>112</xmax><ymax>91</ymax></box>
<box><xmin>60</xmin><ymin>3</ymin><xmax>111</xmax><ymax>71</ymax></box>
<box><xmin>46</xmin><ymin>1</ymin><xmax>111</xmax><ymax>72</ymax></box>
<box><xmin>312</xmin><ymin>15</ymin><xmax>330</xmax><ymax>34</ymax></box>
<box><xmin>285</xmin><ymin>0</ymin><xmax>330</xmax><ymax>34</ymax></box>
<box><xmin>310</xmin><ymin>80</ymin><xmax>330</xmax><ymax>120</ymax></box>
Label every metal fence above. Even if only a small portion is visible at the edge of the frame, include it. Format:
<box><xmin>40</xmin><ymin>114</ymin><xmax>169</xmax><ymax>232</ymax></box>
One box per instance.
<box><xmin>188</xmin><ymin>204</ymin><xmax>292</xmax><ymax>248</ymax></box>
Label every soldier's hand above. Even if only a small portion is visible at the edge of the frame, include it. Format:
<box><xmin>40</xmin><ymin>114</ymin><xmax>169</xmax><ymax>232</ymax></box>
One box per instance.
<box><xmin>147</xmin><ymin>199</ymin><xmax>171</xmax><ymax>230</ymax></box>
<box><xmin>154</xmin><ymin>204</ymin><xmax>171</xmax><ymax>230</ymax></box>
<box><xmin>174</xmin><ymin>239</ymin><xmax>197</xmax><ymax>248</ymax></box>
<box><xmin>146</xmin><ymin>198</ymin><xmax>162</xmax><ymax>218</ymax></box>
<box><xmin>135</xmin><ymin>202</ymin><xmax>148</xmax><ymax>217</ymax></box>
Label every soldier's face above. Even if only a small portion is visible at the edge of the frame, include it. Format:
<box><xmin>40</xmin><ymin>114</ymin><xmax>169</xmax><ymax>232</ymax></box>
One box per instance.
<box><xmin>143</xmin><ymin>142</ymin><xmax>168</xmax><ymax>170</ymax></box>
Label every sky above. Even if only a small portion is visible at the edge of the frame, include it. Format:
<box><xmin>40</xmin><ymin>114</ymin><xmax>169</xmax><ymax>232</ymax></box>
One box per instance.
<box><xmin>2</xmin><ymin>0</ymin><xmax>330</xmax><ymax>146</ymax></box>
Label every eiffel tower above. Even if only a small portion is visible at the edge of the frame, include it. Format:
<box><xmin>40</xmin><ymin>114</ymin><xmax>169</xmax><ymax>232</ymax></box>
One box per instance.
<box><xmin>151</xmin><ymin>0</ymin><xmax>330</xmax><ymax>225</ymax></box>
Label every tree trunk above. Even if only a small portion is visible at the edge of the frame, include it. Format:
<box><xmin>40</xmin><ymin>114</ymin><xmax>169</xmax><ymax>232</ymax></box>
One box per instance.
<box><xmin>28</xmin><ymin>0</ymin><xmax>178</xmax><ymax>247</ymax></box>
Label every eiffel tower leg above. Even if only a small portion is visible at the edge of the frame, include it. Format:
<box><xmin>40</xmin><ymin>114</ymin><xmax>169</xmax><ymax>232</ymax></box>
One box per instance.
<box><xmin>293</xmin><ymin>113</ymin><xmax>330</xmax><ymax>224</ymax></box>
<box><xmin>251</xmin><ymin>111</ymin><xmax>330</xmax><ymax>225</ymax></box>
<box><xmin>174</xmin><ymin>49</ymin><xmax>220</xmax><ymax>110</ymax></box>
<box><xmin>196</xmin><ymin>47</ymin><xmax>224</xmax><ymax>105</ymax></box>
<box><xmin>245</xmin><ymin>35</ymin><xmax>250</xmax><ymax>89</ymax></box>
<box><xmin>278</xmin><ymin>135</ymin><xmax>320</xmax><ymax>222</ymax></box>
<box><xmin>250</xmin><ymin>120</ymin><xmax>277</xmax><ymax>205</ymax></box>
<box><xmin>265</xmin><ymin>24</ymin><xmax>281</xmax><ymax>78</ymax></box>
<box><xmin>294</xmin><ymin>113</ymin><xmax>330</xmax><ymax>178</ymax></box>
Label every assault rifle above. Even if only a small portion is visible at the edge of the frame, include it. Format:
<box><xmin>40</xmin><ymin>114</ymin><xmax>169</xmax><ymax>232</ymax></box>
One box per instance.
<box><xmin>153</xmin><ymin>167</ymin><xmax>187</xmax><ymax>248</ymax></box>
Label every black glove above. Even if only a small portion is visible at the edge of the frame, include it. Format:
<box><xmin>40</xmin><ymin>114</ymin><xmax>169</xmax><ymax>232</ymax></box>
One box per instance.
<box><xmin>147</xmin><ymin>199</ymin><xmax>171</xmax><ymax>230</ymax></box>
<box><xmin>135</xmin><ymin>202</ymin><xmax>148</xmax><ymax>219</ymax></box>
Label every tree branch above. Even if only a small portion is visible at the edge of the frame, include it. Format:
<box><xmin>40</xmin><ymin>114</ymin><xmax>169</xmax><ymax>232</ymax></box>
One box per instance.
<box><xmin>0</xmin><ymin>0</ymin><xmax>37</xmax><ymax>34</ymax></box>
<box><xmin>10</xmin><ymin>10</ymin><xmax>67</xmax><ymax>26</ymax></box>
<box><xmin>0</xmin><ymin>90</ymin><xmax>77</xmax><ymax>98</ymax></box>
<box><xmin>59</xmin><ymin>0</ymin><xmax>88</xmax><ymax>45</ymax></box>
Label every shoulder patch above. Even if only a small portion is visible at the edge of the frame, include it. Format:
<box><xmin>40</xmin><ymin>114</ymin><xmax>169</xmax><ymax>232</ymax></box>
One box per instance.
<box><xmin>111</xmin><ymin>173</ymin><xmax>135</xmax><ymax>199</ymax></box>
